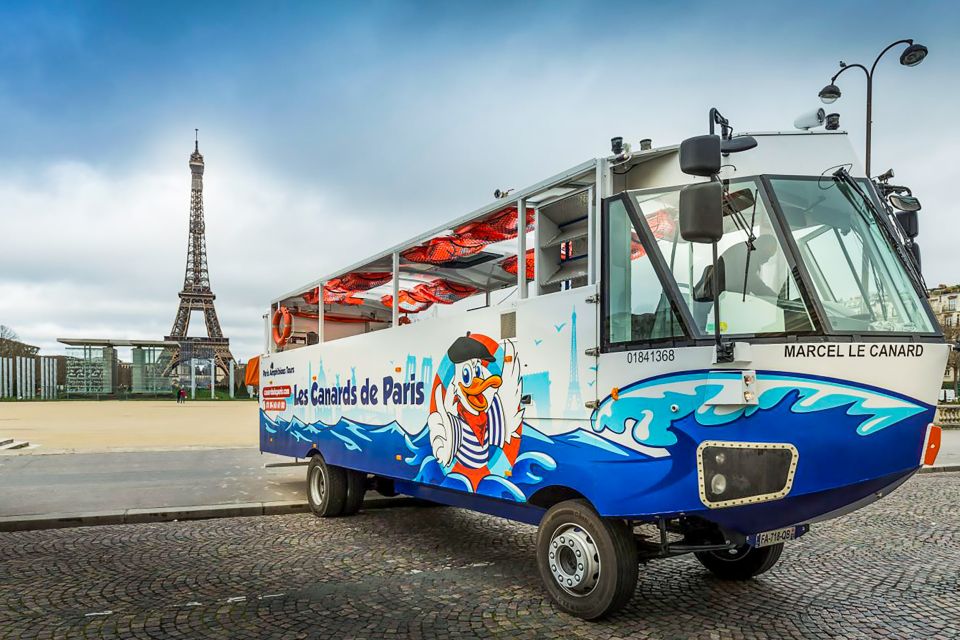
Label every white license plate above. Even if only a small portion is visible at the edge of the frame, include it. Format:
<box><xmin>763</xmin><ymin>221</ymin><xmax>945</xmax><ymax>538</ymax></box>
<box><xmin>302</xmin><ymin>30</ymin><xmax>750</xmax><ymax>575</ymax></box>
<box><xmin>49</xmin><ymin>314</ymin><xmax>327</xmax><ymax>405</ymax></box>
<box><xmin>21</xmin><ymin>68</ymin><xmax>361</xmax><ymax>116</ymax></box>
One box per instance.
<box><xmin>747</xmin><ymin>524</ymin><xmax>807</xmax><ymax>548</ymax></box>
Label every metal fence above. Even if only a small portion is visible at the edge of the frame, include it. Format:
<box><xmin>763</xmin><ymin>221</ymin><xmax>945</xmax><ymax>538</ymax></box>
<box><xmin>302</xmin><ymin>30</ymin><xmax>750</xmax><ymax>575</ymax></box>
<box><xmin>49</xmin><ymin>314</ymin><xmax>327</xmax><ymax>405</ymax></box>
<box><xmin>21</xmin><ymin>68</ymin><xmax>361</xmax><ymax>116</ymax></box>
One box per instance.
<box><xmin>0</xmin><ymin>356</ymin><xmax>58</xmax><ymax>399</ymax></box>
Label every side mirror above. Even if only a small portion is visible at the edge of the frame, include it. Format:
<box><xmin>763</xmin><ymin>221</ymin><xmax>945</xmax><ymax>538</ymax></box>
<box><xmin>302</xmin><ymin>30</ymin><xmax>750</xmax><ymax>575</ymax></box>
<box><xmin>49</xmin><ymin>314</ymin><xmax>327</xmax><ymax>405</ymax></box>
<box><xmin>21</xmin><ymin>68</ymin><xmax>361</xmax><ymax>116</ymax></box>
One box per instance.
<box><xmin>679</xmin><ymin>135</ymin><xmax>721</xmax><ymax>177</ymax></box>
<box><xmin>895</xmin><ymin>210</ymin><xmax>919</xmax><ymax>239</ymax></box>
<box><xmin>679</xmin><ymin>181</ymin><xmax>723</xmax><ymax>243</ymax></box>
<box><xmin>693</xmin><ymin>257</ymin><xmax>726</xmax><ymax>302</ymax></box>
<box><xmin>721</xmin><ymin>135</ymin><xmax>758</xmax><ymax>154</ymax></box>
<box><xmin>890</xmin><ymin>194</ymin><xmax>921</xmax><ymax>212</ymax></box>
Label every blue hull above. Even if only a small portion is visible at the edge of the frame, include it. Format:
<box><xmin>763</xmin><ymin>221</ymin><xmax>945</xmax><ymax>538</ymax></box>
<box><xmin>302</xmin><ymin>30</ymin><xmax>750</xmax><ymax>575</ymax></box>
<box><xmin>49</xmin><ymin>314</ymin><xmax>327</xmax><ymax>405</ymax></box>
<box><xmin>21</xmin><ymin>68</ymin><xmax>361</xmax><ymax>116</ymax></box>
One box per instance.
<box><xmin>261</xmin><ymin>370</ymin><xmax>931</xmax><ymax>534</ymax></box>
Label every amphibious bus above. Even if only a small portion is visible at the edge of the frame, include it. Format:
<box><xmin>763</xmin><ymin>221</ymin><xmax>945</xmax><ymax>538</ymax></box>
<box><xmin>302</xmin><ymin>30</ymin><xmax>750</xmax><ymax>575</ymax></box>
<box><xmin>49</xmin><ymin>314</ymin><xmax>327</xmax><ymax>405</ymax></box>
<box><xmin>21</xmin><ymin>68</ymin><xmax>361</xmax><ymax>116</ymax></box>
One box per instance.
<box><xmin>257</xmin><ymin>111</ymin><xmax>945</xmax><ymax>619</ymax></box>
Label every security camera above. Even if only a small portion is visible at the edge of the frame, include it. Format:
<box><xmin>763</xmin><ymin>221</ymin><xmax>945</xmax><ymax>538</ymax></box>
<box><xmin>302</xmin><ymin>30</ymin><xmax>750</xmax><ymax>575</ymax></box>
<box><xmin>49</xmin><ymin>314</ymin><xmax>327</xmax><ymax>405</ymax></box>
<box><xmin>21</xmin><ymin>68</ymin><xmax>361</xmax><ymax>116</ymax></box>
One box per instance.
<box><xmin>794</xmin><ymin>108</ymin><xmax>826</xmax><ymax>131</ymax></box>
<box><xmin>825</xmin><ymin>113</ymin><xmax>840</xmax><ymax>131</ymax></box>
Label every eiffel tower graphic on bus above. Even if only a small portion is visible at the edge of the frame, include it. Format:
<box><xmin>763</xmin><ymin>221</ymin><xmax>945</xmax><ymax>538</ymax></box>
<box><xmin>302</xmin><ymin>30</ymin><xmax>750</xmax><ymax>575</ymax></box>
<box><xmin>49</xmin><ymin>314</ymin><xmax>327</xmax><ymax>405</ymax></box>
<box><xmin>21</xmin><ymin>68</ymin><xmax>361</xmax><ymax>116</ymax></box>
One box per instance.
<box><xmin>564</xmin><ymin>308</ymin><xmax>583</xmax><ymax>414</ymax></box>
<box><xmin>162</xmin><ymin>132</ymin><xmax>234</xmax><ymax>382</ymax></box>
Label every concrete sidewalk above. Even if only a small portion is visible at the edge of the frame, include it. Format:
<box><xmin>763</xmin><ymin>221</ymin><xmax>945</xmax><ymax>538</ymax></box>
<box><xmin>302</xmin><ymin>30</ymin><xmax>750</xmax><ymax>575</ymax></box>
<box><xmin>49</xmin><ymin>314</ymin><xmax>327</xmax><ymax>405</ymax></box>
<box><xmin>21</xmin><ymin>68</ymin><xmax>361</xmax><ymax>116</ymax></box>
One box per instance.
<box><xmin>0</xmin><ymin>400</ymin><xmax>257</xmax><ymax>453</ymax></box>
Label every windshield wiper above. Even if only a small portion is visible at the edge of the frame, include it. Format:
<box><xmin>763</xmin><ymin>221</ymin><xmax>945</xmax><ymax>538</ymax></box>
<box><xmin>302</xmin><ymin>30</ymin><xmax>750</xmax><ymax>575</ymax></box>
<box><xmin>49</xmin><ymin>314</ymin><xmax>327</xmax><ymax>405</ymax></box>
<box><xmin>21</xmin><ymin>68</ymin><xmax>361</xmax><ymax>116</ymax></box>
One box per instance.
<box><xmin>831</xmin><ymin>168</ymin><xmax>925</xmax><ymax>290</ymax></box>
<box><xmin>738</xmin><ymin>188</ymin><xmax>759</xmax><ymax>302</ymax></box>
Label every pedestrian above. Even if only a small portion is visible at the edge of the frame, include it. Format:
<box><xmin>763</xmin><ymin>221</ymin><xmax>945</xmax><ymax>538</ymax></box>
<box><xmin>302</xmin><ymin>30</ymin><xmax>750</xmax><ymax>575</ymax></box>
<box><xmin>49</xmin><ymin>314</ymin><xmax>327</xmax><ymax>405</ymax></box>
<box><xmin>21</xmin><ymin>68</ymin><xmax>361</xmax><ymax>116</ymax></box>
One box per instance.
<box><xmin>179</xmin><ymin>388</ymin><xmax>187</xmax><ymax>404</ymax></box>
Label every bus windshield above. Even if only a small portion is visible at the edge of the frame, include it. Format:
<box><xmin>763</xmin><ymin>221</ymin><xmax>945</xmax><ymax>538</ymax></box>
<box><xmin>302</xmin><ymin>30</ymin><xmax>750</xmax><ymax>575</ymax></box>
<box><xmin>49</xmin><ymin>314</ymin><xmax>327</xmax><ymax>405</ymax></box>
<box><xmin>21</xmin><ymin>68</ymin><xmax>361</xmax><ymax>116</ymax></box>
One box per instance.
<box><xmin>769</xmin><ymin>177</ymin><xmax>935</xmax><ymax>334</ymax></box>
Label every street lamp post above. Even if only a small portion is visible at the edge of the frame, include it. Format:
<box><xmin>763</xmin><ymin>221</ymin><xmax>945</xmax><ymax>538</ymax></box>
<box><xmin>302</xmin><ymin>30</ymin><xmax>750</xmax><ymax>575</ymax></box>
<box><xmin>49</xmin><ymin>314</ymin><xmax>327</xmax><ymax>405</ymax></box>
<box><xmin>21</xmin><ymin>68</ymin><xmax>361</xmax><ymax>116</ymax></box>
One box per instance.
<box><xmin>818</xmin><ymin>39</ymin><xmax>928</xmax><ymax>178</ymax></box>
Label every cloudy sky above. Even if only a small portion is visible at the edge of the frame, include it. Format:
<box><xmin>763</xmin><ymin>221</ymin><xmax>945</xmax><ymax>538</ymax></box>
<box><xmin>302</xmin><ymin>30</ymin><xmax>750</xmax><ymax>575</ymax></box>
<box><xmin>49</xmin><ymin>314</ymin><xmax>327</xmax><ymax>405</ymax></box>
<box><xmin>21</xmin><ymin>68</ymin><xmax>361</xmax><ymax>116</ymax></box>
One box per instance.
<box><xmin>1</xmin><ymin>1</ymin><xmax>958</xmax><ymax>360</ymax></box>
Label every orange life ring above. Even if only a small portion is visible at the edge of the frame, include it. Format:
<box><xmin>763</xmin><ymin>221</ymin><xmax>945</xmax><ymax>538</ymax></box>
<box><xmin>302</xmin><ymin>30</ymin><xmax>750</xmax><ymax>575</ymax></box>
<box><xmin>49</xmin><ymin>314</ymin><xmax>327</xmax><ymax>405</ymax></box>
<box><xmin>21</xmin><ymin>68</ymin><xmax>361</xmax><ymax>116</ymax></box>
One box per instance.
<box><xmin>272</xmin><ymin>306</ymin><xmax>292</xmax><ymax>347</ymax></box>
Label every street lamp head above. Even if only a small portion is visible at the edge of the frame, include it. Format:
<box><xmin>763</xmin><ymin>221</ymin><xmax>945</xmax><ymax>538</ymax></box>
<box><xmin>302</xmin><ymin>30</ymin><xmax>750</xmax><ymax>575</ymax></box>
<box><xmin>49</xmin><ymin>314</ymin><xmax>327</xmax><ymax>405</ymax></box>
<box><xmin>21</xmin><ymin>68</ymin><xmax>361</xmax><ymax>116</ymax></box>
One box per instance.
<box><xmin>819</xmin><ymin>83</ymin><xmax>842</xmax><ymax>104</ymax></box>
<box><xmin>899</xmin><ymin>42</ymin><xmax>928</xmax><ymax>67</ymax></box>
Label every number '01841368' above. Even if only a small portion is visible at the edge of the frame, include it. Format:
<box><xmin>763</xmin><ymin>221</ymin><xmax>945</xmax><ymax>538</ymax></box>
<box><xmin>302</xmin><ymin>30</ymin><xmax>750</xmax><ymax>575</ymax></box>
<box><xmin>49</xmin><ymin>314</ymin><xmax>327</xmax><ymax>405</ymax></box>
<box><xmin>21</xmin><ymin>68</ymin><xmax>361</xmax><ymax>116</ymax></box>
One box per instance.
<box><xmin>626</xmin><ymin>349</ymin><xmax>676</xmax><ymax>364</ymax></box>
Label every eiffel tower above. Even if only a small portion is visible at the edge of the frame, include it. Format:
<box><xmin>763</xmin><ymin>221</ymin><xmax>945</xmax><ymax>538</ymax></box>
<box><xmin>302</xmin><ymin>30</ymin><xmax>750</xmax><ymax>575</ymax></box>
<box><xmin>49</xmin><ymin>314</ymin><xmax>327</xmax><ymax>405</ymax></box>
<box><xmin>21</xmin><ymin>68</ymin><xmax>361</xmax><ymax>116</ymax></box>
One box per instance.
<box><xmin>163</xmin><ymin>132</ymin><xmax>234</xmax><ymax>380</ymax></box>
<box><xmin>564</xmin><ymin>307</ymin><xmax>583</xmax><ymax>413</ymax></box>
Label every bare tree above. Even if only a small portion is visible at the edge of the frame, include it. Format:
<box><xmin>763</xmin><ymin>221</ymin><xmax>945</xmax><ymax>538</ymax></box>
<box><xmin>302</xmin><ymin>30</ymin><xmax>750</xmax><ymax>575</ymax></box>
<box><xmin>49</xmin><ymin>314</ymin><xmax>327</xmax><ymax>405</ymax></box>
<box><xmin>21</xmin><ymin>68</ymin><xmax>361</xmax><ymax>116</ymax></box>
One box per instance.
<box><xmin>0</xmin><ymin>325</ymin><xmax>38</xmax><ymax>359</ymax></box>
<box><xmin>0</xmin><ymin>325</ymin><xmax>18</xmax><ymax>341</ymax></box>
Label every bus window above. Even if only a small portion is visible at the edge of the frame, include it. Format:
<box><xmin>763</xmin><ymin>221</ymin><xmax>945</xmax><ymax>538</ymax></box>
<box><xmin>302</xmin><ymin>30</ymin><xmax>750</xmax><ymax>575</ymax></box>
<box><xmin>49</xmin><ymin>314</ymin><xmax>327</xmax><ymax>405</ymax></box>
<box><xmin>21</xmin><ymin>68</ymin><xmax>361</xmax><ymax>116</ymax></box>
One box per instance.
<box><xmin>603</xmin><ymin>198</ymin><xmax>683</xmax><ymax>346</ymax></box>
<box><xmin>629</xmin><ymin>181</ymin><xmax>814</xmax><ymax>336</ymax></box>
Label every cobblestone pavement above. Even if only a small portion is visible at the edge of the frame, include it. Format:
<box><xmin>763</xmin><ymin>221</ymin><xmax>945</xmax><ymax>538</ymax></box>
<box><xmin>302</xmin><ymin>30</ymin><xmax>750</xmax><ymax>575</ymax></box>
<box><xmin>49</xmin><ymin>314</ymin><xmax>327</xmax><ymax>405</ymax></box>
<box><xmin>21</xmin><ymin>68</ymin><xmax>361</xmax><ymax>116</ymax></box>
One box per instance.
<box><xmin>1</xmin><ymin>474</ymin><xmax>958</xmax><ymax>639</ymax></box>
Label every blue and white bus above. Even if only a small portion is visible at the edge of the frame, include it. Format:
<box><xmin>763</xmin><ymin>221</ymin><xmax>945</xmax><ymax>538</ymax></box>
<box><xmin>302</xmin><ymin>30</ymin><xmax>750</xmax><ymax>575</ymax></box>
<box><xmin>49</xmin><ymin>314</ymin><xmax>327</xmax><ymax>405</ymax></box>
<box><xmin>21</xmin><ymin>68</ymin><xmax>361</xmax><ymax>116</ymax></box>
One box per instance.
<box><xmin>258</xmin><ymin>118</ymin><xmax>945</xmax><ymax>619</ymax></box>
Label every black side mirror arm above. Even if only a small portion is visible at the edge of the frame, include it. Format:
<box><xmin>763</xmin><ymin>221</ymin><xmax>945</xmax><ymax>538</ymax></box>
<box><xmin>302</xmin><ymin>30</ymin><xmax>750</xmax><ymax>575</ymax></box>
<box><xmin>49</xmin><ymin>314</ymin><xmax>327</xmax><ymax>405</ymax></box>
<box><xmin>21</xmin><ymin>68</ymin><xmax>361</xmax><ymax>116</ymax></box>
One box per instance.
<box><xmin>711</xmin><ymin>238</ymin><xmax>735</xmax><ymax>364</ymax></box>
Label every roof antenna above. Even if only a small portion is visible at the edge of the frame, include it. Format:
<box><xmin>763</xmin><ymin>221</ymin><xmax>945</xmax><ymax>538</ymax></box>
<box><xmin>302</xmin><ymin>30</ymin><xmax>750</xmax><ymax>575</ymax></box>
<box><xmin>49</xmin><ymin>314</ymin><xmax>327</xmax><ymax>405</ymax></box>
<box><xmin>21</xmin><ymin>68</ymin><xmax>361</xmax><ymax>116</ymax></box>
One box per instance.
<box><xmin>194</xmin><ymin>128</ymin><xmax>199</xmax><ymax>152</ymax></box>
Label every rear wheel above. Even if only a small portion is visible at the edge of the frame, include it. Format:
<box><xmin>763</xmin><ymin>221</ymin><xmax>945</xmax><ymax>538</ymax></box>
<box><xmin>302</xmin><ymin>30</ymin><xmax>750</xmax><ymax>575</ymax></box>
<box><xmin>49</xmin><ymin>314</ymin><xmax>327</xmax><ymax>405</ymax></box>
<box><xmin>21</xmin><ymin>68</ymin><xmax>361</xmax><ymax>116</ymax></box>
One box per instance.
<box><xmin>306</xmin><ymin>454</ymin><xmax>347</xmax><ymax>517</ymax></box>
<box><xmin>341</xmin><ymin>470</ymin><xmax>366</xmax><ymax>515</ymax></box>
<box><xmin>536</xmin><ymin>499</ymin><xmax>638</xmax><ymax>620</ymax></box>
<box><xmin>695</xmin><ymin>543</ymin><xmax>784</xmax><ymax>580</ymax></box>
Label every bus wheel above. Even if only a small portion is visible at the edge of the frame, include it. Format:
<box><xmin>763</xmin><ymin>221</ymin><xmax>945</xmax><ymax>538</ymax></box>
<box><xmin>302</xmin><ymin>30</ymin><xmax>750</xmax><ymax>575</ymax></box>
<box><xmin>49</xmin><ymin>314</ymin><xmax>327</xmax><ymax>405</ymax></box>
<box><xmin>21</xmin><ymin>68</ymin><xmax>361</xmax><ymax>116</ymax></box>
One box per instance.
<box><xmin>306</xmin><ymin>455</ymin><xmax>347</xmax><ymax>517</ymax></box>
<box><xmin>536</xmin><ymin>499</ymin><xmax>638</xmax><ymax>620</ymax></box>
<box><xmin>695</xmin><ymin>543</ymin><xmax>784</xmax><ymax>580</ymax></box>
<box><xmin>341</xmin><ymin>470</ymin><xmax>366</xmax><ymax>516</ymax></box>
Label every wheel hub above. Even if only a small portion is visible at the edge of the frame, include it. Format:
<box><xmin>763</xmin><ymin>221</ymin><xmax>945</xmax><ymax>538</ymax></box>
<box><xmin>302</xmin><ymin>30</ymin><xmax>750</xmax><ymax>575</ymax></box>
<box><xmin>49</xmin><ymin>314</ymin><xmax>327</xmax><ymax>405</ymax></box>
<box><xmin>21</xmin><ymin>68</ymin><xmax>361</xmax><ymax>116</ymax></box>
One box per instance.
<box><xmin>548</xmin><ymin>525</ymin><xmax>600</xmax><ymax>596</ymax></box>
<box><xmin>309</xmin><ymin>465</ymin><xmax>326</xmax><ymax>505</ymax></box>
<box><xmin>712</xmin><ymin>544</ymin><xmax>752</xmax><ymax>562</ymax></box>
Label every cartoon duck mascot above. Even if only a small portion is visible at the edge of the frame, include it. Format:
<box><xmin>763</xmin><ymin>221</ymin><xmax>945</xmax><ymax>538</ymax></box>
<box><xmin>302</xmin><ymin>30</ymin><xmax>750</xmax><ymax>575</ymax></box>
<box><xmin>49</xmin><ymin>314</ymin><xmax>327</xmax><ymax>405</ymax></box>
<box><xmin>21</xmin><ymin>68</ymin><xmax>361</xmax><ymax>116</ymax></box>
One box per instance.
<box><xmin>427</xmin><ymin>333</ymin><xmax>524</xmax><ymax>490</ymax></box>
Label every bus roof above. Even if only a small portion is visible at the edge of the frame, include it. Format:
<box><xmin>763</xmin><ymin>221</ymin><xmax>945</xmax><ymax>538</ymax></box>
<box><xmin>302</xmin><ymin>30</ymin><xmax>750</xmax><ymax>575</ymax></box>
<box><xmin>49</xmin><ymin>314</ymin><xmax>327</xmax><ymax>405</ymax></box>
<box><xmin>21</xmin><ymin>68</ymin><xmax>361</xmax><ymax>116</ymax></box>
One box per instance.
<box><xmin>272</xmin><ymin>144</ymin><xmax>689</xmax><ymax>305</ymax></box>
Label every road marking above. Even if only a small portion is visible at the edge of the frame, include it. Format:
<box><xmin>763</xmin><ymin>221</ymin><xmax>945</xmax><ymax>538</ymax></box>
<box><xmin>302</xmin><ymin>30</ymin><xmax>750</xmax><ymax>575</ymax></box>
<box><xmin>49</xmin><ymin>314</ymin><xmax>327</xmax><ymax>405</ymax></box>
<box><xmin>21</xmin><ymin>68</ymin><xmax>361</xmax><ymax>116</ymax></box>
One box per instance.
<box><xmin>84</xmin><ymin>610</ymin><xmax>113</xmax><ymax>617</ymax></box>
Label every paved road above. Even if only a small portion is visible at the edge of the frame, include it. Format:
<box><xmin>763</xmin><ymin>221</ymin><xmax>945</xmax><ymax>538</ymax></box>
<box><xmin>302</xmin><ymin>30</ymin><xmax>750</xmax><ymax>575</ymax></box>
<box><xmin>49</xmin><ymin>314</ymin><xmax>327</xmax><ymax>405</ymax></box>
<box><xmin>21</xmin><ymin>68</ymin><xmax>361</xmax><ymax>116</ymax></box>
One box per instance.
<box><xmin>0</xmin><ymin>449</ymin><xmax>305</xmax><ymax>517</ymax></box>
<box><xmin>0</xmin><ymin>473</ymin><xmax>957</xmax><ymax>639</ymax></box>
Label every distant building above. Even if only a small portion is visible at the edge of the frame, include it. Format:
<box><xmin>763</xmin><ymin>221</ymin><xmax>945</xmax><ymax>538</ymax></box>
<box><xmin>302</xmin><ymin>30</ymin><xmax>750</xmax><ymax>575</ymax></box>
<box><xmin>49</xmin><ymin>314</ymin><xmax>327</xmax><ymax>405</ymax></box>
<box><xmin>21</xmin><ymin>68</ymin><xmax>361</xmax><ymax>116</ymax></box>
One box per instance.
<box><xmin>928</xmin><ymin>284</ymin><xmax>960</xmax><ymax>328</ymax></box>
<box><xmin>927</xmin><ymin>284</ymin><xmax>960</xmax><ymax>391</ymax></box>
<box><xmin>56</xmin><ymin>338</ymin><xmax>176</xmax><ymax>396</ymax></box>
<box><xmin>0</xmin><ymin>339</ymin><xmax>65</xmax><ymax>398</ymax></box>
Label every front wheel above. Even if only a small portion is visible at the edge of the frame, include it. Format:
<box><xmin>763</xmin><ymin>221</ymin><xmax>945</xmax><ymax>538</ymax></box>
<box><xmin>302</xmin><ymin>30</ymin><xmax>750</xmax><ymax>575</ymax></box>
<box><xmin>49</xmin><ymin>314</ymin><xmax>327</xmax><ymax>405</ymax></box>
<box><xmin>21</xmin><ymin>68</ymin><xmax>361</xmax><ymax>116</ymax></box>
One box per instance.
<box><xmin>536</xmin><ymin>499</ymin><xmax>638</xmax><ymax>620</ymax></box>
<box><xmin>306</xmin><ymin>454</ymin><xmax>347</xmax><ymax>517</ymax></box>
<box><xmin>695</xmin><ymin>543</ymin><xmax>784</xmax><ymax>580</ymax></box>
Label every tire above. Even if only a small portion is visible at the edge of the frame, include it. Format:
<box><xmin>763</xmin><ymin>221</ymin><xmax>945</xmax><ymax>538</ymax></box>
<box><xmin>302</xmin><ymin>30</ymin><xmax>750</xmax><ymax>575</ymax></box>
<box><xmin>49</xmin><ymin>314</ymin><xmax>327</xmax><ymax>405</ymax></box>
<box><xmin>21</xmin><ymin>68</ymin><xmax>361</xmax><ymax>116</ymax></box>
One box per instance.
<box><xmin>341</xmin><ymin>470</ymin><xmax>366</xmax><ymax>516</ymax></box>
<box><xmin>695</xmin><ymin>543</ymin><xmax>784</xmax><ymax>580</ymax></box>
<box><xmin>306</xmin><ymin>454</ymin><xmax>347</xmax><ymax>517</ymax></box>
<box><xmin>536</xmin><ymin>499</ymin><xmax>638</xmax><ymax>620</ymax></box>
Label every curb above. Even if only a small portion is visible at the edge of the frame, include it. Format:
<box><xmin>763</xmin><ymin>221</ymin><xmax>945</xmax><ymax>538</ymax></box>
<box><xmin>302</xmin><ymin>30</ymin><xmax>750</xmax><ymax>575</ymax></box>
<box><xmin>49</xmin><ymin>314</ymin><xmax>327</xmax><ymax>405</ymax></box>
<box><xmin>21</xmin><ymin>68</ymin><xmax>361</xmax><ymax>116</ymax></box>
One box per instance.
<box><xmin>919</xmin><ymin>464</ymin><xmax>960</xmax><ymax>474</ymax></box>
<box><xmin>0</xmin><ymin>496</ymin><xmax>421</xmax><ymax>533</ymax></box>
